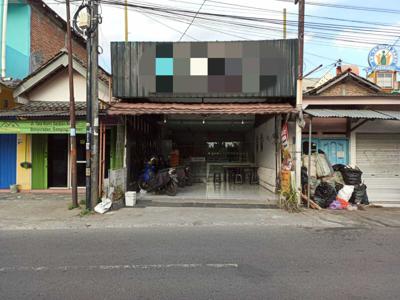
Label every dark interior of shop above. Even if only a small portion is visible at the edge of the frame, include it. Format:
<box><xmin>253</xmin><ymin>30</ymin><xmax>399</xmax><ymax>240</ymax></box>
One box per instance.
<box><xmin>125</xmin><ymin>114</ymin><xmax>277</xmax><ymax>202</ymax></box>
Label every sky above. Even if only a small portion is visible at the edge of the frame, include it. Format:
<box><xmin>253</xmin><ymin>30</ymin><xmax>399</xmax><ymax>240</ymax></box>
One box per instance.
<box><xmin>47</xmin><ymin>0</ymin><xmax>400</xmax><ymax>79</ymax></box>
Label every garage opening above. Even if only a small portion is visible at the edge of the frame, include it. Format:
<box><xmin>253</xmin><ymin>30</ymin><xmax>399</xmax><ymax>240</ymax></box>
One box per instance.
<box><xmin>110</xmin><ymin>103</ymin><xmax>296</xmax><ymax>206</ymax></box>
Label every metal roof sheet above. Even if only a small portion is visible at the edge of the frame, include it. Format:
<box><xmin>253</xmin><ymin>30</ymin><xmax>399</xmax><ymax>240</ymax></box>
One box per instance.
<box><xmin>304</xmin><ymin>109</ymin><xmax>396</xmax><ymax>120</ymax></box>
<box><xmin>107</xmin><ymin>102</ymin><xmax>296</xmax><ymax>115</ymax></box>
<box><xmin>376</xmin><ymin>110</ymin><xmax>400</xmax><ymax>120</ymax></box>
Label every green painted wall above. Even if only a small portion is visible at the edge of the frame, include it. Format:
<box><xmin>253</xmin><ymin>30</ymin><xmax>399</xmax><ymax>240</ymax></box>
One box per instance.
<box><xmin>31</xmin><ymin>134</ymin><xmax>48</xmax><ymax>189</ymax></box>
<box><xmin>110</xmin><ymin>125</ymin><xmax>124</xmax><ymax>170</ymax></box>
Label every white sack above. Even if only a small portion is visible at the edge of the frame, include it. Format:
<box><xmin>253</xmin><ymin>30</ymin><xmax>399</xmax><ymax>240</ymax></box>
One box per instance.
<box><xmin>94</xmin><ymin>198</ymin><xmax>112</xmax><ymax>214</ymax></box>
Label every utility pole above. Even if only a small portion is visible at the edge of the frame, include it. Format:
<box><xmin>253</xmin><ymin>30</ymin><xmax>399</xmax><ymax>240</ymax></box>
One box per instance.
<box><xmin>295</xmin><ymin>0</ymin><xmax>305</xmax><ymax>205</ymax></box>
<box><xmin>66</xmin><ymin>0</ymin><xmax>78</xmax><ymax>208</ymax></box>
<box><xmin>125</xmin><ymin>0</ymin><xmax>128</xmax><ymax>42</ymax></box>
<box><xmin>85</xmin><ymin>3</ymin><xmax>93</xmax><ymax>210</ymax></box>
<box><xmin>283</xmin><ymin>8</ymin><xmax>287</xmax><ymax>39</ymax></box>
<box><xmin>90</xmin><ymin>0</ymin><xmax>100</xmax><ymax>209</ymax></box>
<box><xmin>72</xmin><ymin>0</ymin><xmax>97</xmax><ymax>210</ymax></box>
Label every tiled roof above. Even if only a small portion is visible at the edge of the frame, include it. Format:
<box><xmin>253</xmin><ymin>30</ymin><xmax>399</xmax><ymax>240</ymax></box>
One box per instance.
<box><xmin>107</xmin><ymin>102</ymin><xmax>296</xmax><ymax>115</ymax></box>
<box><xmin>305</xmin><ymin>70</ymin><xmax>381</xmax><ymax>96</ymax></box>
<box><xmin>14</xmin><ymin>51</ymin><xmax>110</xmax><ymax>91</ymax></box>
<box><xmin>0</xmin><ymin>101</ymin><xmax>87</xmax><ymax>119</ymax></box>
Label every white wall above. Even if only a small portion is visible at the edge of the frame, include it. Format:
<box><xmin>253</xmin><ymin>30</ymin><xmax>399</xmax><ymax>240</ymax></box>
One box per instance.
<box><xmin>27</xmin><ymin>69</ymin><xmax>110</xmax><ymax>102</ymax></box>
<box><xmin>254</xmin><ymin>116</ymin><xmax>277</xmax><ymax>192</ymax></box>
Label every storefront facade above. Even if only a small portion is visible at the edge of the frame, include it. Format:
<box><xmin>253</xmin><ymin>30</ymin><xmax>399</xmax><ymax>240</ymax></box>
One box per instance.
<box><xmin>0</xmin><ymin>51</ymin><xmax>111</xmax><ymax>192</ymax></box>
<box><xmin>109</xmin><ymin>40</ymin><xmax>298</xmax><ymax>203</ymax></box>
<box><xmin>0</xmin><ymin>119</ymin><xmax>87</xmax><ymax>190</ymax></box>
<box><xmin>303</xmin><ymin>67</ymin><xmax>400</xmax><ymax>206</ymax></box>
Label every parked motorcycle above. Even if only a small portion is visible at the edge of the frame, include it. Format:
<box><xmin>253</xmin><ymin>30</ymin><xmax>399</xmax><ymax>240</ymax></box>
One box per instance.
<box><xmin>138</xmin><ymin>157</ymin><xmax>157</xmax><ymax>191</ymax></box>
<box><xmin>176</xmin><ymin>166</ymin><xmax>193</xmax><ymax>187</ymax></box>
<box><xmin>138</xmin><ymin>166</ymin><xmax>178</xmax><ymax>196</ymax></box>
<box><xmin>184</xmin><ymin>166</ymin><xmax>193</xmax><ymax>186</ymax></box>
<box><xmin>165</xmin><ymin>168</ymin><xmax>178</xmax><ymax>196</ymax></box>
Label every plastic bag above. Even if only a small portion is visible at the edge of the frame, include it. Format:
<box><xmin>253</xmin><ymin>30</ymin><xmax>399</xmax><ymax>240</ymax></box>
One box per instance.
<box><xmin>314</xmin><ymin>182</ymin><xmax>337</xmax><ymax>208</ymax></box>
<box><xmin>329</xmin><ymin>198</ymin><xmax>350</xmax><ymax>210</ymax></box>
<box><xmin>94</xmin><ymin>198</ymin><xmax>112</xmax><ymax>214</ymax></box>
<box><xmin>309</xmin><ymin>178</ymin><xmax>321</xmax><ymax>198</ymax></box>
<box><xmin>332</xmin><ymin>164</ymin><xmax>346</xmax><ymax>172</ymax></box>
<box><xmin>301</xmin><ymin>166</ymin><xmax>308</xmax><ymax>191</ymax></box>
<box><xmin>340</xmin><ymin>166</ymin><xmax>362</xmax><ymax>185</ymax></box>
<box><xmin>337</xmin><ymin>185</ymin><xmax>354</xmax><ymax>201</ymax></box>
<box><xmin>302</xmin><ymin>155</ymin><xmax>317</xmax><ymax>178</ymax></box>
<box><xmin>332</xmin><ymin>171</ymin><xmax>344</xmax><ymax>185</ymax></box>
<box><xmin>349</xmin><ymin>184</ymin><xmax>369</xmax><ymax>205</ymax></box>
<box><xmin>316</xmin><ymin>153</ymin><xmax>334</xmax><ymax>177</ymax></box>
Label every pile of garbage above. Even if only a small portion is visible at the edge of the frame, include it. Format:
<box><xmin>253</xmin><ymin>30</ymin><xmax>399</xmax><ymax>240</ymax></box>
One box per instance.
<box><xmin>302</xmin><ymin>153</ymin><xmax>369</xmax><ymax>210</ymax></box>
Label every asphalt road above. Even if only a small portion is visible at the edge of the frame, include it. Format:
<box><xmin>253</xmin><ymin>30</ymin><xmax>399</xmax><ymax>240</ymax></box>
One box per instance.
<box><xmin>0</xmin><ymin>226</ymin><xmax>399</xmax><ymax>300</ymax></box>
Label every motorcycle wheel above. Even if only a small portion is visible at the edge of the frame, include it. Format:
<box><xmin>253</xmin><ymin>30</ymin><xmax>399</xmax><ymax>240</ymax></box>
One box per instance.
<box><xmin>138</xmin><ymin>178</ymin><xmax>149</xmax><ymax>191</ymax></box>
<box><xmin>166</xmin><ymin>181</ymin><xmax>178</xmax><ymax>196</ymax></box>
<box><xmin>178</xmin><ymin>180</ymin><xmax>186</xmax><ymax>188</ymax></box>
<box><xmin>185</xmin><ymin>176</ymin><xmax>193</xmax><ymax>186</ymax></box>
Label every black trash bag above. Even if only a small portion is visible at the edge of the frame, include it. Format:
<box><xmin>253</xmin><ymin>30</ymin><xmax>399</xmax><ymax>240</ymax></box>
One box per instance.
<box><xmin>314</xmin><ymin>182</ymin><xmax>337</xmax><ymax>208</ymax></box>
<box><xmin>340</xmin><ymin>166</ymin><xmax>362</xmax><ymax>185</ymax></box>
<box><xmin>301</xmin><ymin>166</ymin><xmax>308</xmax><ymax>191</ymax></box>
<box><xmin>349</xmin><ymin>184</ymin><xmax>369</xmax><ymax>205</ymax></box>
<box><xmin>333</xmin><ymin>164</ymin><xmax>346</xmax><ymax>172</ymax></box>
<box><xmin>335</xmin><ymin>182</ymin><xmax>344</xmax><ymax>193</ymax></box>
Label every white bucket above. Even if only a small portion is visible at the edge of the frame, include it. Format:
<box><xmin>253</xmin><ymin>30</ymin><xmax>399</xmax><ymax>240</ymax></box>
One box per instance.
<box><xmin>125</xmin><ymin>191</ymin><xmax>137</xmax><ymax>207</ymax></box>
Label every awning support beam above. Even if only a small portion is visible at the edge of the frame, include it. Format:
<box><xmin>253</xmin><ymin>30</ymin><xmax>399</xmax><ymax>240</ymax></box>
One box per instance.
<box><xmin>350</xmin><ymin>119</ymin><xmax>370</xmax><ymax>132</ymax></box>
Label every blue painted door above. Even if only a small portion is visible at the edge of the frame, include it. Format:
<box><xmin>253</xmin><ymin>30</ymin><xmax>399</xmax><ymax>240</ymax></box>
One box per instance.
<box><xmin>318</xmin><ymin>139</ymin><xmax>349</xmax><ymax>165</ymax></box>
<box><xmin>0</xmin><ymin>134</ymin><xmax>17</xmax><ymax>188</ymax></box>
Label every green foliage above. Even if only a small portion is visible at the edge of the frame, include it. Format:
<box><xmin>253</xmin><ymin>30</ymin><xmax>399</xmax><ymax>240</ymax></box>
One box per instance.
<box><xmin>79</xmin><ymin>208</ymin><xmax>94</xmax><ymax>217</ymax></box>
<box><xmin>68</xmin><ymin>203</ymin><xmax>79</xmax><ymax>210</ymax></box>
<box><xmin>280</xmin><ymin>186</ymin><xmax>301</xmax><ymax>213</ymax></box>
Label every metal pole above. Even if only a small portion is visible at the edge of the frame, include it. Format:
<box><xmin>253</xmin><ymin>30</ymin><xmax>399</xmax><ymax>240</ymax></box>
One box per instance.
<box><xmin>295</xmin><ymin>0</ymin><xmax>305</xmax><ymax>205</ymax></box>
<box><xmin>66</xmin><ymin>0</ymin><xmax>78</xmax><ymax>208</ymax></box>
<box><xmin>90</xmin><ymin>0</ymin><xmax>100</xmax><ymax>209</ymax></box>
<box><xmin>124</xmin><ymin>0</ymin><xmax>128</xmax><ymax>42</ymax></box>
<box><xmin>85</xmin><ymin>2</ymin><xmax>93</xmax><ymax>210</ymax></box>
<box><xmin>307</xmin><ymin>117</ymin><xmax>312</xmax><ymax>209</ymax></box>
<box><xmin>283</xmin><ymin>8</ymin><xmax>287</xmax><ymax>40</ymax></box>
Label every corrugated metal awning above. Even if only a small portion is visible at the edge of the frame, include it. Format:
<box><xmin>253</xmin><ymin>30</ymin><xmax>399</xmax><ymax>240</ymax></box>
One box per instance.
<box><xmin>304</xmin><ymin>109</ymin><xmax>398</xmax><ymax>120</ymax></box>
<box><xmin>107</xmin><ymin>102</ymin><xmax>296</xmax><ymax>115</ymax></box>
<box><xmin>376</xmin><ymin>110</ymin><xmax>400</xmax><ymax>120</ymax></box>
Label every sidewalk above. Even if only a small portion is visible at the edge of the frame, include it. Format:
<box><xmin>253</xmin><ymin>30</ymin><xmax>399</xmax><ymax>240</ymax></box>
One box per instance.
<box><xmin>0</xmin><ymin>193</ymin><xmax>400</xmax><ymax>230</ymax></box>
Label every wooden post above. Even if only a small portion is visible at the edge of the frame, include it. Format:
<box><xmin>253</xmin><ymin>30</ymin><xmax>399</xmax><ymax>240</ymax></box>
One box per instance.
<box><xmin>66</xmin><ymin>0</ymin><xmax>78</xmax><ymax>208</ymax></box>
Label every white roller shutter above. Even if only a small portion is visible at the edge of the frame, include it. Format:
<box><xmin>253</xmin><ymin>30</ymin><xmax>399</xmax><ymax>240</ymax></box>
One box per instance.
<box><xmin>356</xmin><ymin>133</ymin><xmax>400</xmax><ymax>205</ymax></box>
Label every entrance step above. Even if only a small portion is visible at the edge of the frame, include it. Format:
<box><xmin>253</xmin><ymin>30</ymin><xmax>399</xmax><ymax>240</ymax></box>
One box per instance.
<box><xmin>135</xmin><ymin>198</ymin><xmax>278</xmax><ymax>209</ymax></box>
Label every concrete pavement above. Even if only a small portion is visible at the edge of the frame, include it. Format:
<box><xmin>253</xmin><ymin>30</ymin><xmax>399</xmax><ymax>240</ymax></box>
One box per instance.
<box><xmin>0</xmin><ymin>193</ymin><xmax>400</xmax><ymax>230</ymax></box>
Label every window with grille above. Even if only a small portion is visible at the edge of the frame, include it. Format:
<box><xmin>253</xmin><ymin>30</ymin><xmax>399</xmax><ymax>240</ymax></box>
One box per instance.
<box><xmin>376</xmin><ymin>72</ymin><xmax>393</xmax><ymax>88</ymax></box>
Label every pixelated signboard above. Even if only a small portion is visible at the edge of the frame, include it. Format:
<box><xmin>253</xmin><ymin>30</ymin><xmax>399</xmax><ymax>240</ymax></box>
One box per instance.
<box><xmin>111</xmin><ymin>40</ymin><xmax>297</xmax><ymax>98</ymax></box>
